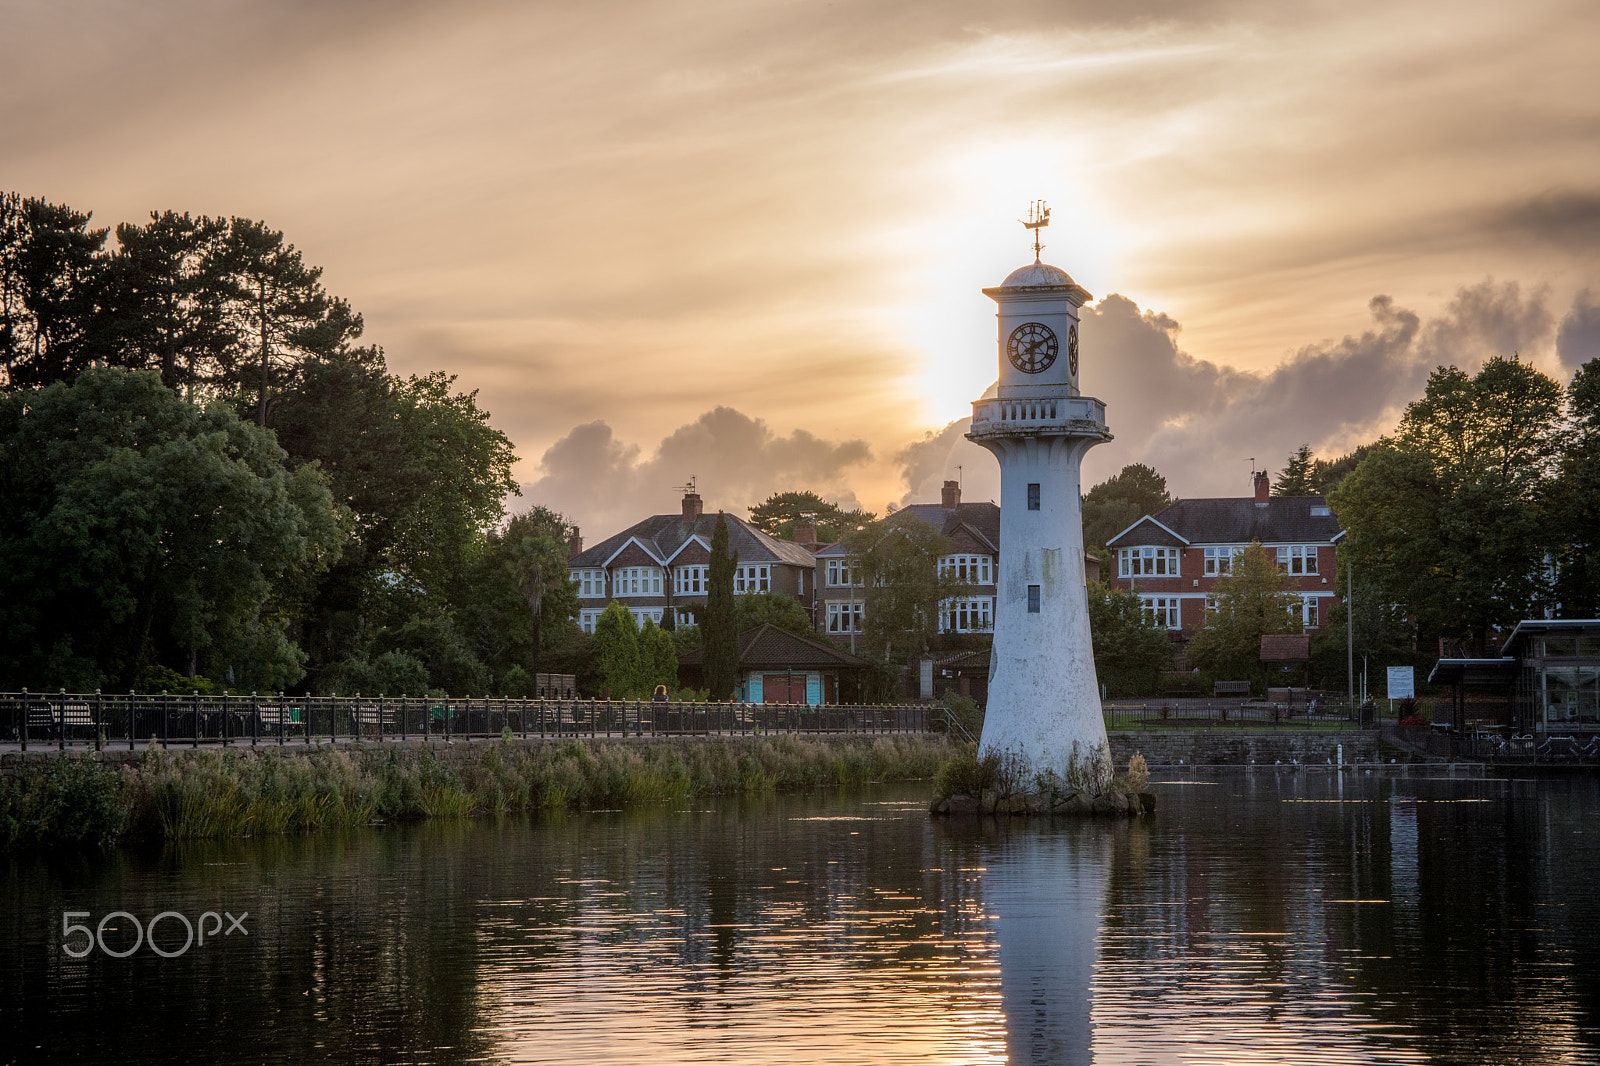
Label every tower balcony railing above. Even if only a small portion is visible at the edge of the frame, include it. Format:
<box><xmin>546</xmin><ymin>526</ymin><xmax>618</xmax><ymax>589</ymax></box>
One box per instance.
<box><xmin>969</xmin><ymin>395</ymin><xmax>1107</xmax><ymax>435</ymax></box>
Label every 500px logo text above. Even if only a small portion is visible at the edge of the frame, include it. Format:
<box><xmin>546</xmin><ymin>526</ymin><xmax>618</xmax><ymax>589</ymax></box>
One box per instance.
<box><xmin>61</xmin><ymin>910</ymin><xmax>249</xmax><ymax>958</ymax></box>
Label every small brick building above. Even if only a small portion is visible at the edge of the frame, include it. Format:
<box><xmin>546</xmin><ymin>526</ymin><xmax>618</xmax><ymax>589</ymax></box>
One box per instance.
<box><xmin>1105</xmin><ymin>471</ymin><xmax>1344</xmax><ymax>635</ymax></box>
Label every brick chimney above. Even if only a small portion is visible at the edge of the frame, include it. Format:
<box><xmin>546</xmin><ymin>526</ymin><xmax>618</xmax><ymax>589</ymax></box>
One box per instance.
<box><xmin>941</xmin><ymin>479</ymin><xmax>961</xmax><ymax>509</ymax></box>
<box><xmin>682</xmin><ymin>491</ymin><xmax>704</xmax><ymax>519</ymax></box>
<box><xmin>567</xmin><ymin>528</ymin><xmax>583</xmax><ymax>558</ymax></box>
<box><xmin>792</xmin><ymin>521</ymin><xmax>818</xmax><ymax>550</ymax></box>
<box><xmin>1253</xmin><ymin>470</ymin><xmax>1270</xmax><ymax>506</ymax></box>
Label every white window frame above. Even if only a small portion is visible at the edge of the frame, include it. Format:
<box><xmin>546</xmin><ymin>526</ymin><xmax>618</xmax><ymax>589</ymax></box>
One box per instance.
<box><xmin>1120</xmin><ymin>547</ymin><xmax>1179</xmax><ymax>578</ymax></box>
<box><xmin>578</xmin><ymin>609</ymin><xmax>602</xmax><ymax>634</ymax></box>
<box><xmin>1276</xmin><ymin>545</ymin><xmax>1319</xmax><ymax>575</ymax></box>
<box><xmin>826</xmin><ymin>558</ymin><xmax>863</xmax><ymax>587</ymax></box>
<box><xmin>1140</xmin><ymin>594</ymin><xmax>1182</xmax><ymax>629</ymax></box>
<box><xmin>826</xmin><ymin>601</ymin><xmax>864</xmax><ymax>633</ymax></box>
<box><xmin>1203</xmin><ymin>547</ymin><xmax>1242</xmax><ymax>576</ymax></box>
<box><xmin>939</xmin><ymin>554</ymin><xmax>994</xmax><ymax>585</ymax></box>
<box><xmin>734</xmin><ymin>564</ymin><xmax>771</xmax><ymax>594</ymax></box>
<box><xmin>941</xmin><ymin>597</ymin><xmax>994</xmax><ymax>633</ymax></box>
<box><xmin>675</xmin><ymin>565</ymin><xmax>707</xmax><ymax>595</ymax></box>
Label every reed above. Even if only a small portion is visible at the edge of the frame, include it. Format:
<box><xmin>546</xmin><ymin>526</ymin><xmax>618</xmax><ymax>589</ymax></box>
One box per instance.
<box><xmin>0</xmin><ymin>734</ymin><xmax>952</xmax><ymax>849</ymax></box>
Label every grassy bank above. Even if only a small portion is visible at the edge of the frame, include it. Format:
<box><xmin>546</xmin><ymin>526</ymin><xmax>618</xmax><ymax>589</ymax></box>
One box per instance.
<box><xmin>0</xmin><ymin>735</ymin><xmax>952</xmax><ymax>848</ymax></box>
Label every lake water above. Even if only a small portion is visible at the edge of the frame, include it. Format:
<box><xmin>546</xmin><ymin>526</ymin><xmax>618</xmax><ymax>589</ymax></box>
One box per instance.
<box><xmin>4</xmin><ymin>772</ymin><xmax>1598</xmax><ymax>1065</ymax></box>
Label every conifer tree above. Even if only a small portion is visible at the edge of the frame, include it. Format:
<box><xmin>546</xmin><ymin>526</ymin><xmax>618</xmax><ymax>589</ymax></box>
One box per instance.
<box><xmin>703</xmin><ymin>512</ymin><xmax>740</xmax><ymax>700</ymax></box>
<box><xmin>1274</xmin><ymin>444</ymin><xmax>1317</xmax><ymax>496</ymax></box>
<box><xmin>593</xmin><ymin>601</ymin><xmax>641</xmax><ymax>699</ymax></box>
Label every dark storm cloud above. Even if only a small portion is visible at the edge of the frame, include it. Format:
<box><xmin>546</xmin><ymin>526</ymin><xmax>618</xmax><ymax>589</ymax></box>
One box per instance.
<box><xmin>1558</xmin><ymin>290</ymin><xmax>1600</xmax><ymax>374</ymax></box>
<box><xmin>1487</xmin><ymin>190</ymin><xmax>1600</xmax><ymax>254</ymax></box>
<box><xmin>522</xmin><ymin>407</ymin><xmax>871</xmax><ymax>537</ymax></box>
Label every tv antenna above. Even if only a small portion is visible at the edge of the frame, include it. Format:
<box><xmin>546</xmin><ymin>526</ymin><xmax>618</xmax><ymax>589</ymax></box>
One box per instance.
<box><xmin>676</xmin><ymin>475</ymin><xmax>698</xmax><ymax>495</ymax></box>
<box><xmin>1021</xmin><ymin>201</ymin><xmax>1050</xmax><ymax>261</ymax></box>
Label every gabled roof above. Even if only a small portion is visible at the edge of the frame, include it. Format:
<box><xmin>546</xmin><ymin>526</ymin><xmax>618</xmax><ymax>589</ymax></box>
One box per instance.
<box><xmin>569</xmin><ymin>510</ymin><xmax>815</xmax><ymax>570</ymax></box>
<box><xmin>887</xmin><ymin>501</ymin><xmax>1001</xmax><ymax>549</ymax></box>
<box><xmin>602</xmin><ymin>536</ymin><xmax>666</xmax><ymax>568</ymax></box>
<box><xmin>678</xmin><ymin>623</ymin><xmax>868</xmax><ymax>669</ymax></box>
<box><xmin>1110</xmin><ymin>495</ymin><xmax>1344</xmax><ymax>548</ymax></box>
<box><xmin>1104</xmin><ymin>515</ymin><xmax>1188</xmax><ymax>549</ymax></box>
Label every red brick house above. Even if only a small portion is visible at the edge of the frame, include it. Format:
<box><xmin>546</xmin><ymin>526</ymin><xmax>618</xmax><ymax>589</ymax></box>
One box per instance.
<box><xmin>1104</xmin><ymin>471</ymin><xmax>1344</xmax><ymax>635</ymax></box>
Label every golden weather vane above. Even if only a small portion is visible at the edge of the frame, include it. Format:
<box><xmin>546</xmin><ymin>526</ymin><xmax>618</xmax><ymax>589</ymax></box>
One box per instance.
<box><xmin>1021</xmin><ymin>201</ymin><xmax>1050</xmax><ymax>261</ymax></box>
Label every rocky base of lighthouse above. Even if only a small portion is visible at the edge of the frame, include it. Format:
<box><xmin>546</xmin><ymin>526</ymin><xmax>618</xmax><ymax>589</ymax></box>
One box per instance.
<box><xmin>930</xmin><ymin>786</ymin><xmax>1154</xmax><ymax>818</ymax></box>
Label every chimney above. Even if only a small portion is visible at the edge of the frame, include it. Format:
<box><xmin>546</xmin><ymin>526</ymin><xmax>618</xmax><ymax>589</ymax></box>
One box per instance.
<box><xmin>567</xmin><ymin>528</ymin><xmax>584</xmax><ymax>558</ymax></box>
<box><xmin>792</xmin><ymin>521</ymin><xmax>818</xmax><ymax>550</ymax></box>
<box><xmin>1253</xmin><ymin>470</ymin><xmax>1270</xmax><ymax>506</ymax></box>
<box><xmin>941</xmin><ymin>479</ymin><xmax>961</xmax><ymax>509</ymax></box>
<box><xmin>682</xmin><ymin>491</ymin><xmax>704</xmax><ymax>519</ymax></box>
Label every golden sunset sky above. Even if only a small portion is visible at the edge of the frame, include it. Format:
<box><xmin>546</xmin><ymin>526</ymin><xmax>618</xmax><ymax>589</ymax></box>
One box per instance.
<box><xmin>7</xmin><ymin>0</ymin><xmax>1599</xmax><ymax>537</ymax></box>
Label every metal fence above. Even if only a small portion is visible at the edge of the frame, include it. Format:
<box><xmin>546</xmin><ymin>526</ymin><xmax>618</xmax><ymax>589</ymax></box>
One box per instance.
<box><xmin>0</xmin><ymin>691</ymin><xmax>937</xmax><ymax>751</ymax></box>
<box><xmin>1104</xmin><ymin>697</ymin><xmax>1365</xmax><ymax>730</ymax></box>
<box><xmin>1389</xmin><ymin>724</ymin><xmax>1600</xmax><ymax>764</ymax></box>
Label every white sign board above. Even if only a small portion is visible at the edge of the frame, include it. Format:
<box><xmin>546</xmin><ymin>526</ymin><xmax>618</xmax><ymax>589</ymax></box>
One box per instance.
<box><xmin>1386</xmin><ymin>666</ymin><xmax>1415</xmax><ymax>700</ymax></box>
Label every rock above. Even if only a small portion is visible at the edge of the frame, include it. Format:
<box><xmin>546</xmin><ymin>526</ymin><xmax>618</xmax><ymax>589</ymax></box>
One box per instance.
<box><xmin>1138</xmin><ymin>791</ymin><xmax>1157</xmax><ymax>814</ymax></box>
<box><xmin>1092</xmin><ymin>792</ymin><xmax>1127</xmax><ymax>815</ymax></box>
<box><xmin>1025</xmin><ymin>792</ymin><xmax>1053</xmax><ymax>814</ymax></box>
<box><xmin>1003</xmin><ymin>794</ymin><xmax>1029</xmax><ymax>814</ymax></box>
<box><xmin>945</xmin><ymin>794</ymin><xmax>980</xmax><ymax>816</ymax></box>
<box><xmin>930</xmin><ymin>797</ymin><xmax>951</xmax><ymax>815</ymax></box>
<box><xmin>1064</xmin><ymin>793</ymin><xmax>1092</xmax><ymax>815</ymax></box>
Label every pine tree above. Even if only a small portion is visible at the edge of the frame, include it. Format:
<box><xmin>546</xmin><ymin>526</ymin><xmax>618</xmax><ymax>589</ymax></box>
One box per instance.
<box><xmin>640</xmin><ymin>618</ymin><xmax>679</xmax><ymax>695</ymax></box>
<box><xmin>1274</xmin><ymin>444</ymin><xmax>1316</xmax><ymax>496</ymax></box>
<box><xmin>593</xmin><ymin>601</ymin><xmax>641</xmax><ymax>699</ymax></box>
<box><xmin>703</xmin><ymin>512</ymin><xmax>740</xmax><ymax>700</ymax></box>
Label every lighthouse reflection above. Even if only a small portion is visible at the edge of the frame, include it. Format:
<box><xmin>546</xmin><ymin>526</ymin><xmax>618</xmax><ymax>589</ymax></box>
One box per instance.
<box><xmin>985</xmin><ymin>824</ymin><xmax>1111</xmax><ymax>1066</ymax></box>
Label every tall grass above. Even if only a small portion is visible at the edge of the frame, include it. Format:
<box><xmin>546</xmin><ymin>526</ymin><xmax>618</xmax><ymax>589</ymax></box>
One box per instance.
<box><xmin>0</xmin><ymin>735</ymin><xmax>951</xmax><ymax>848</ymax></box>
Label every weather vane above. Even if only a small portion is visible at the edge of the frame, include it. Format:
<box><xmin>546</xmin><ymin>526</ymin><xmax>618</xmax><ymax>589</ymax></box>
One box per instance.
<box><xmin>1021</xmin><ymin>200</ymin><xmax>1050</xmax><ymax>261</ymax></box>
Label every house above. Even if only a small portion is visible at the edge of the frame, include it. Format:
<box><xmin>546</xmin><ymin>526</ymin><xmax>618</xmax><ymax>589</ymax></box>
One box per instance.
<box><xmin>1430</xmin><ymin>618</ymin><xmax>1600</xmax><ymax>733</ymax></box>
<box><xmin>567</xmin><ymin>489</ymin><xmax>817</xmax><ymax>633</ymax></box>
<box><xmin>1105</xmin><ymin>471</ymin><xmax>1344</xmax><ymax>634</ymax></box>
<box><xmin>813</xmin><ymin>480</ymin><xmax>1001</xmax><ymax>648</ymax></box>
<box><xmin>677</xmin><ymin>623</ymin><xmax>870</xmax><ymax>704</ymax></box>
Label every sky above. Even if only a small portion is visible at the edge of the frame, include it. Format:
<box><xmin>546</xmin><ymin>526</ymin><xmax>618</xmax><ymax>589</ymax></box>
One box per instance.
<box><xmin>5</xmin><ymin>0</ymin><xmax>1599</xmax><ymax>538</ymax></box>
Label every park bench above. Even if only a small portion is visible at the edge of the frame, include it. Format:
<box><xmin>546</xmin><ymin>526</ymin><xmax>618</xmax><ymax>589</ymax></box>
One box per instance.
<box><xmin>257</xmin><ymin>704</ymin><xmax>305</xmax><ymax>738</ymax></box>
<box><xmin>1213</xmin><ymin>681</ymin><xmax>1252</xmax><ymax>698</ymax></box>
<box><xmin>24</xmin><ymin>701</ymin><xmax>95</xmax><ymax>739</ymax></box>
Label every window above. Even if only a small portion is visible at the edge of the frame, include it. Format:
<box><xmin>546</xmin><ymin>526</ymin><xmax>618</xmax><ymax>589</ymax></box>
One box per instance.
<box><xmin>1027</xmin><ymin>585</ymin><xmax>1041</xmax><ymax>613</ymax></box>
<box><xmin>573</xmin><ymin>569</ymin><xmax>606</xmax><ymax>598</ymax></box>
<box><xmin>1027</xmin><ymin>483</ymin><xmax>1041</xmax><ymax>510</ymax></box>
<box><xmin>1119</xmin><ymin>547</ymin><xmax>1180</xmax><ymax>577</ymax></box>
<box><xmin>734</xmin><ymin>565</ymin><xmax>771</xmax><ymax>594</ymax></box>
<box><xmin>675</xmin><ymin>565</ymin><xmax>707</xmax><ymax>595</ymax></box>
<box><xmin>1291</xmin><ymin>595</ymin><xmax>1321</xmax><ymax>628</ymax></box>
<box><xmin>1205</xmin><ymin>594</ymin><xmax>1218</xmax><ymax>613</ymax></box>
<box><xmin>943</xmin><ymin>597</ymin><xmax>994</xmax><ymax>633</ymax></box>
<box><xmin>825</xmin><ymin>559</ymin><xmax>861</xmax><ymax>587</ymax></box>
<box><xmin>1276</xmin><ymin>545</ymin><xmax>1319</xmax><ymax>575</ymax></box>
<box><xmin>1310</xmin><ymin>505</ymin><xmax>1331</xmax><ymax>517</ymax></box>
<box><xmin>1203</xmin><ymin>548</ymin><xmax>1240</xmax><ymax>576</ymax></box>
<box><xmin>826</xmin><ymin>601</ymin><xmax>864</xmax><ymax>633</ymax></box>
<box><xmin>578</xmin><ymin>609</ymin><xmax>602</xmax><ymax>634</ymax></box>
<box><xmin>613</xmin><ymin>566</ymin><xmax>663</xmax><ymax>597</ymax></box>
<box><xmin>1141</xmin><ymin>595</ymin><xmax>1181</xmax><ymax>629</ymax></box>
<box><xmin>939</xmin><ymin>554</ymin><xmax>993</xmax><ymax>584</ymax></box>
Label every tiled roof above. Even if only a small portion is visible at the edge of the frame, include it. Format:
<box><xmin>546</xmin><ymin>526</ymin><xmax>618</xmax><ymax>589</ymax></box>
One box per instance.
<box><xmin>569</xmin><ymin>511</ymin><xmax>815</xmax><ymax>570</ymax></box>
<box><xmin>1107</xmin><ymin>496</ymin><xmax>1342</xmax><ymax>548</ymax></box>
<box><xmin>889</xmin><ymin>502</ymin><xmax>1001</xmax><ymax>550</ymax></box>
<box><xmin>678</xmin><ymin>623</ymin><xmax>867</xmax><ymax>669</ymax></box>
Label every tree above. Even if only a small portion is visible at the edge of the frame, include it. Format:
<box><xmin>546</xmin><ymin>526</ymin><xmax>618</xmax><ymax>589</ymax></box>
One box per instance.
<box><xmin>1086</xmin><ymin>583</ymin><xmax>1174</xmax><ymax>697</ymax></box>
<box><xmin>1548</xmin><ymin>358</ymin><xmax>1600</xmax><ymax>615</ymax></box>
<box><xmin>0</xmin><ymin>367</ymin><xmax>346</xmax><ymax>690</ymax></box>
<box><xmin>1081</xmin><ymin>463</ymin><xmax>1172</xmax><ymax>551</ymax></box>
<box><xmin>1309</xmin><ymin>445</ymin><xmax>1371</xmax><ymax>495</ymax></box>
<box><xmin>748</xmin><ymin>490</ymin><xmax>874</xmax><ymax>544</ymax></box>
<box><xmin>639</xmin><ymin>618</ymin><xmax>679</xmax><ymax>695</ymax></box>
<box><xmin>703</xmin><ymin>512</ymin><xmax>740</xmax><ymax>699</ymax></box>
<box><xmin>593</xmin><ymin>601</ymin><xmax>642</xmax><ymax>699</ymax></box>
<box><xmin>1274</xmin><ymin>445</ymin><xmax>1316</xmax><ymax>495</ymax></box>
<box><xmin>1183</xmin><ymin>543</ymin><xmax>1301</xmax><ymax>682</ymax></box>
<box><xmin>1330</xmin><ymin>357</ymin><xmax>1564</xmax><ymax>653</ymax></box>
<box><xmin>733</xmin><ymin>591</ymin><xmax>813</xmax><ymax>636</ymax></box>
<box><xmin>843</xmin><ymin>515</ymin><xmax>954</xmax><ymax>661</ymax></box>
<box><xmin>0</xmin><ymin>193</ymin><xmax>108</xmax><ymax>388</ymax></box>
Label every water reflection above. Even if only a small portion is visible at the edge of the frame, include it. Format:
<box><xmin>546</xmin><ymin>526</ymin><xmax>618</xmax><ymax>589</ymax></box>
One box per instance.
<box><xmin>4</xmin><ymin>775</ymin><xmax>1600</xmax><ymax>1064</ymax></box>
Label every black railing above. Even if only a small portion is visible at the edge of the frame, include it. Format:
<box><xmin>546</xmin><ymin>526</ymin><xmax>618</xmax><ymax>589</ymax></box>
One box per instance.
<box><xmin>1389</xmin><ymin>725</ymin><xmax>1600</xmax><ymax>764</ymax></box>
<box><xmin>1104</xmin><ymin>697</ymin><xmax>1363</xmax><ymax>730</ymax></box>
<box><xmin>0</xmin><ymin>691</ymin><xmax>935</xmax><ymax>750</ymax></box>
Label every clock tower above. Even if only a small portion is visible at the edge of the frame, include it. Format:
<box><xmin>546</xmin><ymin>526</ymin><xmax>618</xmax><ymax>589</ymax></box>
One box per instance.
<box><xmin>966</xmin><ymin>204</ymin><xmax>1113</xmax><ymax>784</ymax></box>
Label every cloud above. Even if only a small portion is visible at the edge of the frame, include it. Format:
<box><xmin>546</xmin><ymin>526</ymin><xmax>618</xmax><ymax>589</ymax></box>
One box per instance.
<box><xmin>890</xmin><ymin>280</ymin><xmax>1567</xmax><ymax>504</ymax></box>
<box><xmin>1557</xmin><ymin>289</ymin><xmax>1600</xmax><ymax>375</ymax></box>
<box><xmin>522</xmin><ymin>407</ymin><xmax>871</xmax><ymax>538</ymax></box>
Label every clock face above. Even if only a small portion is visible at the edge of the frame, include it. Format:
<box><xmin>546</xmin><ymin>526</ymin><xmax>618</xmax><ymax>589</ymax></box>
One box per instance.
<box><xmin>1007</xmin><ymin>322</ymin><xmax>1058</xmax><ymax>374</ymax></box>
<box><xmin>1068</xmin><ymin>323</ymin><xmax>1079</xmax><ymax>376</ymax></box>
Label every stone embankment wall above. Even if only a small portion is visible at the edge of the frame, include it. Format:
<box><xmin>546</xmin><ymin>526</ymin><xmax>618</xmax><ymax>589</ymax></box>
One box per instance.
<box><xmin>1108</xmin><ymin>730</ymin><xmax>1382</xmax><ymax>768</ymax></box>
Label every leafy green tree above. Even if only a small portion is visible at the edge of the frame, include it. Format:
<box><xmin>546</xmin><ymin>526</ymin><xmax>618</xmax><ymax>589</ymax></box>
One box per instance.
<box><xmin>1331</xmin><ymin>357</ymin><xmax>1564</xmax><ymax>653</ymax></box>
<box><xmin>703</xmin><ymin>513</ymin><xmax>740</xmax><ymax>700</ymax></box>
<box><xmin>748</xmin><ymin>490</ymin><xmax>874</xmax><ymax>544</ymax></box>
<box><xmin>1087</xmin><ymin>582</ymin><xmax>1174</xmax><ymax>697</ymax></box>
<box><xmin>1081</xmin><ymin>463</ymin><xmax>1172</xmax><ymax>551</ymax></box>
<box><xmin>639</xmin><ymin>618</ymin><xmax>679</xmax><ymax>694</ymax></box>
<box><xmin>1309</xmin><ymin>445</ymin><xmax>1371</xmax><ymax>495</ymax></box>
<box><xmin>1549</xmin><ymin>358</ymin><xmax>1600</xmax><ymax>615</ymax></box>
<box><xmin>0</xmin><ymin>367</ymin><xmax>346</xmax><ymax>690</ymax></box>
<box><xmin>844</xmin><ymin>515</ymin><xmax>954</xmax><ymax>661</ymax></box>
<box><xmin>1274</xmin><ymin>445</ymin><xmax>1316</xmax><ymax>496</ymax></box>
<box><xmin>1184</xmin><ymin>543</ymin><xmax>1301</xmax><ymax>681</ymax></box>
<box><xmin>733</xmin><ymin>591</ymin><xmax>813</xmax><ymax>636</ymax></box>
<box><xmin>593</xmin><ymin>601</ymin><xmax>642</xmax><ymax>698</ymax></box>
<box><xmin>0</xmin><ymin>193</ymin><xmax>108</xmax><ymax>387</ymax></box>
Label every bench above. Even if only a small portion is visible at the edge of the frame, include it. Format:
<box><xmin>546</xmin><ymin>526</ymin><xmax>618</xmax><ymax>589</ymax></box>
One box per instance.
<box><xmin>351</xmin><ymin>704</ymin><xmax>385</xmax><ymax>737</ymax></box>
<box><xmin>24</xmin><ymin>701</ymin><xmax>95</xmax><ymax>739</ymax></box>
<box><xmin>1213</xmin><ymin>681</ymin><xmax>1252</xmax><ymax>698</ymax></box>
<box><xmin>257</xmin><ymin>705</ymin><xmax>305</xmax><ymax>738</ymax></box>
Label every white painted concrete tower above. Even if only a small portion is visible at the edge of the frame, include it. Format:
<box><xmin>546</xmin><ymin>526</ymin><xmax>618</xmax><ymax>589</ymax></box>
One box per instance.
<box><xmin>966</xmin><ymin>229</ymin><xmax>1112</xmax><ymax>782</ymax></box>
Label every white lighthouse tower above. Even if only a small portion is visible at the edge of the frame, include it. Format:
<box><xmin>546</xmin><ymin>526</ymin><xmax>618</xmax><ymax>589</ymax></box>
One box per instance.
<box><xmin>967</xmin><ymin>203</ymin><xmax>1112</xmax><ymax>783</ymax></box>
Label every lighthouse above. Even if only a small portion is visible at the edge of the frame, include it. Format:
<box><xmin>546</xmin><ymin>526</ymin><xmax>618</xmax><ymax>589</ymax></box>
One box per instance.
<box><xmin>966</xmin><ymin>203</ymin><xmax>1113</xmax><ymax>783</ymax></box>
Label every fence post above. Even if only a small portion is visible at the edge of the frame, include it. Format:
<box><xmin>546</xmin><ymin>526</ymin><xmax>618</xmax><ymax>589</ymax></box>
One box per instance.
<box><xmin>127</xmin><ymin>691</ymin><xmax>136</xmax><ymax>750</ymax></box>
<box><xmin>92</xmin><ymin>689</ymin><xmax>102</xmax><ymax>752</ymax></box>
<box><xmin>191</xmin><ymin>690</ymin><xmax>199</xmax><ymax>749</ymax></box>
<box><xmin>58</xmin><ymin>688</ymin><xmax>66</xmax><ymax>752</ymax></box>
